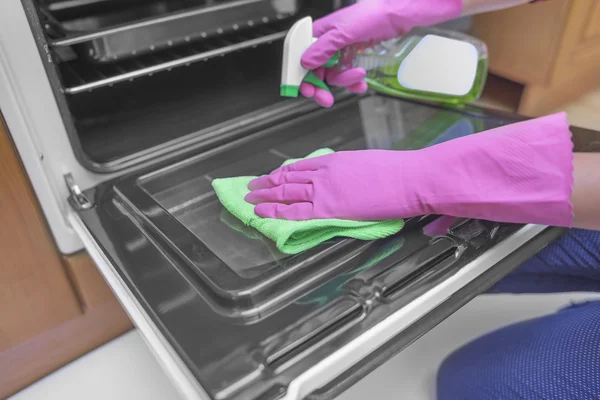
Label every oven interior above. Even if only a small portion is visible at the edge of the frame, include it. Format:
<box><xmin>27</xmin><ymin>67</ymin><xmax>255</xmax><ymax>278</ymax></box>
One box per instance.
<box><xmin>24</xmin><ymin>0</ymin><xmax>336</xmax><ymax>171</ymax></box>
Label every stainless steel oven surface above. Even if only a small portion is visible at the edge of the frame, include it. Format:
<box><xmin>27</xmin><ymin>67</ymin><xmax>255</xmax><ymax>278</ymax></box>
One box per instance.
<box><xmin>0</xmin><ymin>0</ymin><xmax>566</xmax><ymax>399</ymax></box>
<box><xmin>72</xmin><ymin>95</ymin><xmax>563</xmax><ymax>400</ymax></box>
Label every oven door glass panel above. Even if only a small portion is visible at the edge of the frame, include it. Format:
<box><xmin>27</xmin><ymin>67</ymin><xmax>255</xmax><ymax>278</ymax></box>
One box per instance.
<box><xmin>133</xmin><ymin>98</ymin><xmax>460</xmax><ymax>310</ymax></box>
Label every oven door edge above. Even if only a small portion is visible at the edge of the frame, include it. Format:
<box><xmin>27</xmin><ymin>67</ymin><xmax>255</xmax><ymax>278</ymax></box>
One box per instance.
<box><xmin>280</xmin><ymin>223</ymin><xmax>548</xmax><ymax>400</ymax></box>
<box><xmin>68</xmin><ymin>211</ymin><xmax>211</xmax><ymax>400</ymax></box>
<box><xmin>69</xmin><ymin>206</ymin><xmax>549</xmax><ymax>400</ymax></box>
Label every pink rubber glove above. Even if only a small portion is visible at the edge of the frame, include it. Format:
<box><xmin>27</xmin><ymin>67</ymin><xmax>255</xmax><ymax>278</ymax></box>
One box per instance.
<box><xmin>246</xmin><ymin>113</ymin><xmax>574</xmax><ymax>227</ymax></box>
<box><xmin>300</xmin><ymin>0</ymin><xmax>464</xmax><ymax>107</ymax></box>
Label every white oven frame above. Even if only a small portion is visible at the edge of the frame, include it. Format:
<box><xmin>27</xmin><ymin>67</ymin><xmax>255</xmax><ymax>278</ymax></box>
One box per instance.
<box><xmin>0</xmin><ymin>0</ymin><xmax>130</xmax><ymax>254</ymax></box>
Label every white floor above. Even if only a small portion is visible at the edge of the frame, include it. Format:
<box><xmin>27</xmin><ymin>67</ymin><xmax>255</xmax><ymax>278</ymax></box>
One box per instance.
<box><xmin>12</xmin><ymin>292</ymin><xmax>600</xmax><ymax>400</ymax></box>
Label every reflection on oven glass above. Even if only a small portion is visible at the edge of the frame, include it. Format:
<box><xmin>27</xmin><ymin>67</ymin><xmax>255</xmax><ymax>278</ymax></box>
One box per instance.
<box><xmin>358</xmin><ymin>97</ymin><xmax>483</xmax><ymax>151</ymax></box>
<box><xmin>296</xmin><ymin>235</ymin><xmax>405</xmax><ymax>306</ymax></box>
<box><xmin>359</xmin><ymin>96</ymin><xmax>408</xmax><ymax>149</ymax></box>
<box><xmin>168</xmin><ymin>190</ymin><xmax>289</xmax><ymax>279</ymax></box>
<box><xmin>422</xmin><ymin>215</ymin><xmax>457</xmax><ymax>237</ymax></box>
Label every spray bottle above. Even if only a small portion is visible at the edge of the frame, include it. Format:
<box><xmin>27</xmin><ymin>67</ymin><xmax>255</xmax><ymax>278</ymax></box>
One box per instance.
<box><xmin>280</xmin><ymin>16</ymin><xmax>488</xmax><ymax>104</ymax></box>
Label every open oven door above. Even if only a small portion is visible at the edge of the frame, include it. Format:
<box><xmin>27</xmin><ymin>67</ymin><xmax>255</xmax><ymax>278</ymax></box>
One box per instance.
<box><xmin>66</xmin><ymin>94</ymin><xmax>564</xmax><ymax>400</ymax></box>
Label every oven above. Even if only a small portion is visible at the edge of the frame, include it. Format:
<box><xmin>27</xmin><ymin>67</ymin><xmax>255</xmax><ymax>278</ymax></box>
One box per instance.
<box><xmin>0</xmin><ymin>1</ymin><xmax>565</xmax><ymax>399</ymax></box>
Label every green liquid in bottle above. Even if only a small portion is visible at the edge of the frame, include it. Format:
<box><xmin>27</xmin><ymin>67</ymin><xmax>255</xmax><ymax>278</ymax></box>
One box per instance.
<box><xmin>365</xmin><ymin>56</ymin><xmax>488</xmax><ymax>104</ymax></box>
<box><xmin>342</xmin><ymin>28</ymin><xmax>489</xmax><ymax>104</ymax></box>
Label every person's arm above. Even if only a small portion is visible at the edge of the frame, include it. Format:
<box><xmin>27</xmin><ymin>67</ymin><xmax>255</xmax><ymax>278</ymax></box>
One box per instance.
<box><xmin>461</xmin><ymin>0</ymin><xmax>536</xmax><ymax>16</ymax></box>
<box><xmin>246</xmin><ymin>113</ymin><xmax>578</xmax><ymax>228</ymax></box>
<box><xmin>571</xmin><ymin>153</ymin><xmax>600</xmax><ymax>230</ymax></box>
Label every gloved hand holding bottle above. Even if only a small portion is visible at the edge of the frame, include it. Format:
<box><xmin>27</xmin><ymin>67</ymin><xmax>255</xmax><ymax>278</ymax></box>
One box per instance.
<box><xmin>301</xmin><ymin>0</ymin><xmax>535</xmax><ymax>107</ymax></box>
<box><xmin>299</xmin><ymin>0</ymin><xmax>464</xmax><ymax>107</ymax></box>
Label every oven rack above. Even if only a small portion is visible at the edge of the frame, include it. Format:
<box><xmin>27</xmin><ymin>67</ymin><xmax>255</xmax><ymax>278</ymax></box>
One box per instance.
<box><xmin>59</xmin><ymin>20</ymin><xmax>291</xmax><ymax>94</ymax></box>
<box><xmin>49</xmin><ymin>0</ymin><xmax>282</xmax><ymax>47</ymax></box>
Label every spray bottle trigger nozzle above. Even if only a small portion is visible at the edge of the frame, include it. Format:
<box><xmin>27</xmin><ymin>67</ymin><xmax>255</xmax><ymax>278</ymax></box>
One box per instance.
<box><xmin>303</xmin><ymin>70</ymin><xmax>330</xmax><ymax>92</ymax></box>
<box><xmin>300</xmin><ymin>51</ymin><xmax>340</xmax><ymax>93</ymax></box>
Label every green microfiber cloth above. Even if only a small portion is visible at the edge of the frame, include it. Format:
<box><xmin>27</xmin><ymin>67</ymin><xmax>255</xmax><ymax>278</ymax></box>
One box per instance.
<box><xmin>211</xmin><ymin>148</ymin><xmax>405</xmax><ymax>255</ymax></box>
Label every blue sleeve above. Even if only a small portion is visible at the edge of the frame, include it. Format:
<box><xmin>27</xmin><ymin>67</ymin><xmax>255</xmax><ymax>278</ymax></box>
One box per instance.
<box><xmin>489</xmin><ymin>228</ymin><xmax>600</xmax><ymax>294</ymax></box>
<box><xmin>437</xmin><ymin>300</ymin><xmax>600</xmax><ymax>400</ymax></box>
<box><xmin>437</xmin><ymin>229</ymin><xmax>600</xmax><ymax>399</ymax></box>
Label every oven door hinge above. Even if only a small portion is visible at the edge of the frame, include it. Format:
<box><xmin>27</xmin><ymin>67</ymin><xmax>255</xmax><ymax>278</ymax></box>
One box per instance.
<box><xmin>64</xmin><ymin>173</ymin><xmax>93</xmax><ymax>210</ymax></box>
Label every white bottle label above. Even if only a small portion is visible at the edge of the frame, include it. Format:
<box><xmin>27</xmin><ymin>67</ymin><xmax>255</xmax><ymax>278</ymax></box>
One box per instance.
<box><xmin>397</xmin><ymin>35</ymin><xmax>478</xmax><ymax>97</ymax></box>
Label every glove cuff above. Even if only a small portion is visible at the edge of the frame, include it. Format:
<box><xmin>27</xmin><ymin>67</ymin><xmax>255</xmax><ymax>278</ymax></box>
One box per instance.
<box><xmin>419</xmin><ymin>113</ymin><xmax>574</xmax><ymax>227</ymax></box>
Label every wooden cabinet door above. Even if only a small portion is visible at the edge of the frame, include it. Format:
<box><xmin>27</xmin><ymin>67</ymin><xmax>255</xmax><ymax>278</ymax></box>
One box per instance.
<box><xmin>469</xmin><ymin>1</ymin><xmax>570</xmax><ymax>85</ymax></box>
<box><xmin>583</xmin><ymin>1</ymin><xmax>600</xmax><ymax>40</ymax></box>
<box><xmin>0</xmin><ymin>114</ymin><xmax>132</xmax><ymax>398</ymax></box>
<box><xmin>551</xmin><ymin>0</ymin><xmax>600</xmax><ymax>84</ymax></box>
<box><xmin>0</xmin><ymin>114</ymin><xmax>81</xmax><ymax>351</ymax></box>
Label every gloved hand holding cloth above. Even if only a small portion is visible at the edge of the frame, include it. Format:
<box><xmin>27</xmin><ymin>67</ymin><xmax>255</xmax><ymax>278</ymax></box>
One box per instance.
<box><xmin>300</xmin><ymin>0</ymin><xmax>464</xmax><ymax>107</ymax></box>
<box><xmin>246</xmin><ymin>113</ymin><xmax>574</xmax><ymax>228</ymax></box>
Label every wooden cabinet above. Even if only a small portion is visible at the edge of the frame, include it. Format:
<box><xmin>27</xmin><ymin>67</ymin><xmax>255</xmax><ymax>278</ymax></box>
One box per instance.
<box><xmin>0</xmin><ymin>114</ymin><xmax>81</xmax><ymax>352</ymax></box>
<box><xmin>550</xmin><ymin>0</ymin><xmax>600</xmax><ymax>84</ymax></box>
<box><xmin>0</xmin><ymin>114</ymin><xmax>132</xmax><ymax>398</ymax></box>
<box><xmin>470</xmin><ymin>0</ymin><xmax>600</xmax><ymax>116</ymax></box>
